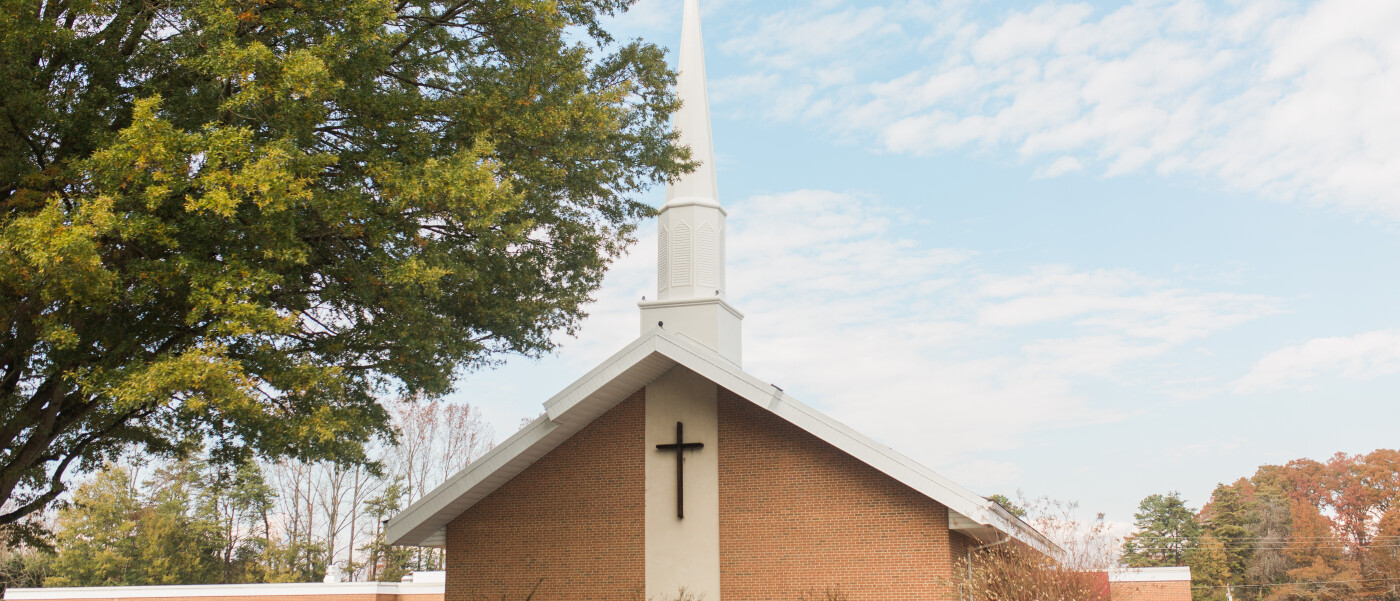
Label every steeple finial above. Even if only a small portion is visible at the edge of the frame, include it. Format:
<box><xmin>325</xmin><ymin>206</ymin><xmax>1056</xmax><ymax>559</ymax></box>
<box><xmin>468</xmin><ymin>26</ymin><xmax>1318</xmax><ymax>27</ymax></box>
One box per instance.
<box><xmin>640</xmin><ymin>0</ymin><xmax>743</xmax><ymax>365</ymax></box>
<box><xmin>667</xmin><ymin>0</ymin><xmax>719</xmax><ymax>207</ymax></box>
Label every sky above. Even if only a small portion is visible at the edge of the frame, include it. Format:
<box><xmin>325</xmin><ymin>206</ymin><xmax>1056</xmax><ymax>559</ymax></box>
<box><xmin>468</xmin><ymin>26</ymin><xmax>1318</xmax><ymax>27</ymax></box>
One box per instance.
<box><xmin>445</xmin><ymin>0</ymin><xmax>1400</xmax><ymax>531</ymax></box>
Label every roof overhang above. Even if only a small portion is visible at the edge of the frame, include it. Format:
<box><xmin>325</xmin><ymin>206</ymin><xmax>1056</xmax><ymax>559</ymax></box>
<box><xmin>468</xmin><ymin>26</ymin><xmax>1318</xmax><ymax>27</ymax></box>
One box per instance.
<box><xmin>386</xmin><ymin>328</ymin><xmax>1060</xmax><ymax>556</ymax></box>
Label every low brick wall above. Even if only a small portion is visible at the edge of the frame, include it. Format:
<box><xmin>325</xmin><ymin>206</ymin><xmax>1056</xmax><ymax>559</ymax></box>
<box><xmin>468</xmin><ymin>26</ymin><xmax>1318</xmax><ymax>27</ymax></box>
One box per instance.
<box><xmin>1107</xmin><ymin>567</ymin><xmax>1192</xmax><ymax>601</ymax></box>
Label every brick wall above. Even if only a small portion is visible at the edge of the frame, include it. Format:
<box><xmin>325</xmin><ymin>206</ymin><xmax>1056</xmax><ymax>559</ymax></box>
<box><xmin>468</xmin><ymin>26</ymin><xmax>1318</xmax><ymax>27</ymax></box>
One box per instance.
<box><xmin>716</xmin><ymin>389</ymin><xmax>960</xmax><ymax>601</ymax></box>
<box><xmin>1108</xmin><ymin>580</ymin><xmax>1192</xmax><ymax>601</ymax></box>
<box><xmin>444</xmin><ymin>390</ymin><xmax>646</xmax><ymax>601</ymax></box>
<box><xmin>949</xmin><ymin>531</ymin><xmax>976</xmax><ymax>572</ymax></box>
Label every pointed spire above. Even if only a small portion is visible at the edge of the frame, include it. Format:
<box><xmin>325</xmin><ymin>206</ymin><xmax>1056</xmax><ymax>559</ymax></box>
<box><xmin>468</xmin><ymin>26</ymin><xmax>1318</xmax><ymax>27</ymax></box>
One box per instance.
<box><xmin>640</xmin><ymin>0</ymin><xmax>742</xmax><ymax>365</ymax></box>
<box><xmin>666</xmin><ymin>0</ymin><xmax>719</xmax><ymax>208</ymax></box>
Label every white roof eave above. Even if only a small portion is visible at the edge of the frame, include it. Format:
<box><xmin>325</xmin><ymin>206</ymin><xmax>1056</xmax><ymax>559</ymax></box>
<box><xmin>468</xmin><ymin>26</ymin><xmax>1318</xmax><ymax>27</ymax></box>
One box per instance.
<box><xmin>386</xmin><ymin>328</ymin><xmax>1055</xmax><ymax>553</ymax></box>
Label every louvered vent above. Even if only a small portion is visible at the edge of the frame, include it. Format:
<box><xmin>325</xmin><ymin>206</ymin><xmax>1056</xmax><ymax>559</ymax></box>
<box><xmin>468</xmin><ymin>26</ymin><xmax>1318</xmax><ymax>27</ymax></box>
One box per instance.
<box><xmin>718</xmin><ymin>225</ymin><xmax>726</xmax><ymax>293</ymax></box>
<box><xmin>672</xmin><ymin>222</ymin><xmax>692</xmax><ymax>287</ymax></box>
<box><xmin>658</xmin><ymin>225</ymin><xmax>670</xmax><ymax>292</ymax></box>
<box><xmin>697</xmin><ymin>223</ymin><xmax>717</xmax><ymax>289</ymax></box>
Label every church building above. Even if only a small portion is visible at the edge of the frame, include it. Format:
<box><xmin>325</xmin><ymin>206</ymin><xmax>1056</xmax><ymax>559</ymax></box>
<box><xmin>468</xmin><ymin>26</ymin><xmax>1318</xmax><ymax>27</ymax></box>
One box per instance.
<box><xmin>4</xmin><ymin>6</ymin><xmax>1194</xmax><ymax>601</ymax></box>
<box><xmin>385</xmin><ymin>2</ymin><xmax>1058</xmax><ymax>599</ymax></box>
<box><xmin>0</xmin><ymin>2</ymin><xmax>1213</xmax><ymax>601</ymax></box>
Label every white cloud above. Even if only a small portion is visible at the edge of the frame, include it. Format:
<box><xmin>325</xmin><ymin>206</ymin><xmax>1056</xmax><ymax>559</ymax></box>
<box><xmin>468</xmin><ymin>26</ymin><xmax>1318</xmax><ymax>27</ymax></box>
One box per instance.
<box><xmin>942</xmin><ymin>459</ymin><xmax>1027</xmax><ymax>492</ymax></box>
<box><xmin>717</xmin><ymin>0</ymin><xmax>1400</xmax><ymax>218</ymax></box>
<box><xmin>1233</xmin><ymin>329</ymin><xmax>1400</xmax><ymax>393</ymax></box>
<box><xmin>1035</xmin><ymin>156</ymin><xmax>1084</xmax><ymax>178</ymax></box>
<box><xmin>554</xmin><ymin>189</ymin><xmax>1278</xmax><ymax>481</ymax></box>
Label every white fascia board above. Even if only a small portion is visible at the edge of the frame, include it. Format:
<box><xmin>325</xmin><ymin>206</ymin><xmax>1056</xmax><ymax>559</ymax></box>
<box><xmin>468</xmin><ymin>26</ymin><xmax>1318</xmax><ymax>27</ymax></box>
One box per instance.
<box><xmin>542</xmin><ymin>333</ymin><xmax>666</xmax><ymax>421</ymax></box>
<box><xmin>1108</xmin><ymin>567</ymin><xmax>1192</xmax><ymax>582</ymax></box>
<box><xmin>387</xmin><ymin>332</ymin><xmax>678</xmax><ymax>547</ymax></box>
<box><xmin>2</xmin><ymin>582</ymin><xmax>444</xmax><ymax>600</ymax></box>
<box><xmin>386</xmin><ymin>413</ymin><xmax>561</xmax><ymax>545</ymax></box>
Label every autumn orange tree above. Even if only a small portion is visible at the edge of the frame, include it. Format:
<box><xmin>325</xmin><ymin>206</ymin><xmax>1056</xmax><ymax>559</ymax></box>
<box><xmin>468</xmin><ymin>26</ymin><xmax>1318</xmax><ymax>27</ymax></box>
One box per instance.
<box><xmin>1125</xmin><ymin>449</ymin><xmax>1400</xmax><ymax>601</ymax></box>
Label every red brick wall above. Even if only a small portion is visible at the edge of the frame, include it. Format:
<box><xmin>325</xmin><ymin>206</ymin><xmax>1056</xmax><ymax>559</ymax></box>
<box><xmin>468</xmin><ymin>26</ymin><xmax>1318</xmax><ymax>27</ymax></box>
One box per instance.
<box><xmin>1109</xmin><ymin>581</ymin><xmax>1192</xmax><ymax>601</ymax></box>
<box><xmin>444</xmin><ymin>390</ymin><xmax>645</xmax><ymax>601</ymax></box>
<box><xmin>716</xmin><ymin>389</ymin><xmax>960</xmax><ymax>601</ymax></box>
<box><xmin>950</xmin><ymin>531</ymin><xmax>976</xmax><ymax>572</ymax></box>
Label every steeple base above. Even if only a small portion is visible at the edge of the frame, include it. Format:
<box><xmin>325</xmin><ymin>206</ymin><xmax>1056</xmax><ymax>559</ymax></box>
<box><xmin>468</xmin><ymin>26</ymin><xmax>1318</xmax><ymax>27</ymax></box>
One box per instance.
<box><xmin>639</xmin><ymin>298</ymin><xmax>743</xmax><ymax>366</ymax></box>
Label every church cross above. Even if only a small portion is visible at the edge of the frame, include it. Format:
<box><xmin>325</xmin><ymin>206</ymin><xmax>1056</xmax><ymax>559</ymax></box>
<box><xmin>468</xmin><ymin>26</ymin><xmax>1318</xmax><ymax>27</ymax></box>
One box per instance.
<box><xmin>655</xmin><ymin>421</ymin><xmax>704</xmax><ymax>519</ymax></box>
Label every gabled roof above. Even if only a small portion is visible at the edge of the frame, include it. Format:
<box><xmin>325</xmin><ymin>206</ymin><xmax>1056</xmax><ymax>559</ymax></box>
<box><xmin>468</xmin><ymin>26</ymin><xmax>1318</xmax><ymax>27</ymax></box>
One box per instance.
<box><xmin>386</xmin><ymin>328</ymin><xmax>1057</xmax><ymax>555</ymax></box>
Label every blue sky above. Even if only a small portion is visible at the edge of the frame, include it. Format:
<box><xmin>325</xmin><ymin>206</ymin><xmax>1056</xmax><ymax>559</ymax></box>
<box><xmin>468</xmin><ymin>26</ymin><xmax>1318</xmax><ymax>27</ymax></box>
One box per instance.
<box><xmin>447</xmin><ymin>0</ymin><xmax>1400</xmax><ymax>530</ymax></box>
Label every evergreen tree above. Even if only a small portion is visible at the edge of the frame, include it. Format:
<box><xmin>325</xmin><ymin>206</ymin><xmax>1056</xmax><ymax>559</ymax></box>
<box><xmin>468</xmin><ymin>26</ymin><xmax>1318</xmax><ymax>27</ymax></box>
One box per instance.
<box><xmin>1187</xmin><ymin>534</ymin><xmax>1231</xmax><ymax>601</ymax></box>
<box><xmin>1121</xmin><ymin>492</ymin><xmax>1201</xmax><ymax>567</ymax></box>
<box><xmin>1201</xmin><ymin>481</ymin><xmax>1255</xmax><ymax>591</ymax></box>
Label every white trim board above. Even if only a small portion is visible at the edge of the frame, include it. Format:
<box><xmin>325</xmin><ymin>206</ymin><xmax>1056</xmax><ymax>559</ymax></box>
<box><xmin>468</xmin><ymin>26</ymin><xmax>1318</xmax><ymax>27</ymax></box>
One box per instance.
<box><xmin>385</xmin><ymin>328</ymin><xmax>1058</xmax><ymax>555</ymax></box>
<box><xmin>1108</xmin><ymin>567</ymin><xmax>1193</xmax><ymax>582</ymax></box>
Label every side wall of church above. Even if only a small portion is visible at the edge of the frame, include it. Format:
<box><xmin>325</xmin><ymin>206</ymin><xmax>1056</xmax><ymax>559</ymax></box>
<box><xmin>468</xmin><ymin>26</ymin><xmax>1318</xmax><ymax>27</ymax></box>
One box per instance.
<box><xmin>444</xmin><ymin>390</ymin><xmax>646</xmax><ymax>601</ymax></box>
<box><xmin>949</xmin><ymin>531</ymin><xmax>976</xmax><ymax>572</ymax></box>
<box><xmin>716</xmin><ymin>389</ymin><xmax>960</xmax><ymax>601</ymax></box>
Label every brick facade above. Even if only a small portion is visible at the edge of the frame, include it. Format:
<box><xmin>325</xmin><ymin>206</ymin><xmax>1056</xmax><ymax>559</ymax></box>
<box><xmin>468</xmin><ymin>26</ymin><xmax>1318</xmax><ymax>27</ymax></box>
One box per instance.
<box><xmin>716</xmin><ymin>389</ymin><xmax>961</xmax><ymax>600</ymax></box>
<box><xmin>1108</xmin><ymin>580</ymin><xmax>1193</xmax><ymax>601</ymax></box>
<box><xmin>443</xmin><ymin>391</ymin><xmax>646</xmax><ymax>601</ymax></box>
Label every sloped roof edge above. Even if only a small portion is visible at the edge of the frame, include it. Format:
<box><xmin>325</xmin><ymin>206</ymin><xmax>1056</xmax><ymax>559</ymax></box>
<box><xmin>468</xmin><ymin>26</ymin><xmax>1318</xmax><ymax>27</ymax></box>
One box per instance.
<box><xmin>386</xmin><ymin>328</ymin><xmax>1056</xmax><ymax>554</ymax></box>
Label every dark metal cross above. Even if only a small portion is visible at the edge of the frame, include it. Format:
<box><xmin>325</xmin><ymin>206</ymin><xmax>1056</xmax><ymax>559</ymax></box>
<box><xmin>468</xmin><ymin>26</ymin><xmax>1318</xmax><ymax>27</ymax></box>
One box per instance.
<box><xmin>655</xmin><ymin>421</ymin><xmax>704</xmax><ymax>519</ymax></box>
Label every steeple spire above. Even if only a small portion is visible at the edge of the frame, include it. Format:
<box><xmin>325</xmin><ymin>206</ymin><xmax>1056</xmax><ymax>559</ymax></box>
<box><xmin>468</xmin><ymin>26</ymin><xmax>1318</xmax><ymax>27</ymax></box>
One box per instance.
<box><xmin>640</xmin><ymin>0</ymin><xmax>743</xmax><ymax>365</ymax></box>
<box><xmin>667</xmin><ymin>0</ymin><xmax>719</xmax><ymax>207</ymax></box>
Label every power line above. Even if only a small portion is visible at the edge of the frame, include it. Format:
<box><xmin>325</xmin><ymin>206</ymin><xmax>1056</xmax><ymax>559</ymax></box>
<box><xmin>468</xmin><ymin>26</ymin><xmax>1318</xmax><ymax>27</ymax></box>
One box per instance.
<box><xmin>1192</xmin><ymin>576</ymin><xmax>1400</xmax><ymax>590</ymax></box>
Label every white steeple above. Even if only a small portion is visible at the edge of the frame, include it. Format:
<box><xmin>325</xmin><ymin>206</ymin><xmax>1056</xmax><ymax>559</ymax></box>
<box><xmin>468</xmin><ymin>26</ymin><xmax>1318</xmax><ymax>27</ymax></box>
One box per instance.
<box><xmin>665</xmin><ymin>0</ymin><xmax>720</xmax><ymax>215</ymax></box>
<box><xmin>640</xmin><ymin>0</ymin><xmax>743</xmax><ymax>365</ymax></box>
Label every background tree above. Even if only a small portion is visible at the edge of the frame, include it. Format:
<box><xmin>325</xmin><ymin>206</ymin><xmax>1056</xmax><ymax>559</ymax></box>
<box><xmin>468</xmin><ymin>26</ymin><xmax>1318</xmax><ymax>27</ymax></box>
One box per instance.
<box><xmin>200</xmin><ymin>461</ymin><xmax>275</xmax><ymax>583</ymax></box>
<box><xmin>0</xmin><ymin>0</ymin><xmax>690</xmax><ymax>526</ymax></box>
<box><xmin>1188</xmin><ymin>533</ymin><xmax>1232</xmax><ymax>601</ymax></box>
<box><xmin>988</xmin><ymin>493</ymin><xmax>1027</xmax><ymax>519</ymax></box>
<box><xmin>1121</xmin><ymin>492</ymin><xmax>1201</xmax><ymax>567</ymax></box>
<box><xmin>359</xmin><ymin>480</ymin><xmax>411</xmax><ymax>582</ymax></box>
<box><xmin>0</xmin><ymin>543</ymin><xmax>46</xmax><ymax>589</ymax></box>
<box><xmin>47</xmin><ymin>462</ymin><xmax>223</xmax><ymax>586</ymax></box>
<box><xmin>1199</xmin><ymin>481</ymin><xmax>1255</xmax><ymax>597</ymax></box>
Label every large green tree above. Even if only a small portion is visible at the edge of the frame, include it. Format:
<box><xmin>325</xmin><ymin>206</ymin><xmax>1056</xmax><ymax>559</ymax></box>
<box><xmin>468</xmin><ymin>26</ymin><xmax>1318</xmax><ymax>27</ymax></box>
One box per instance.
<box><xmin>1121</xmin><ymin>491</ymin><xmax>1201</xmax><ymax>567</ymax></box>
<box><xmin>0</xmin><ymin>0</ymin><xmax>689</xmax><ymax>525</ymax></box>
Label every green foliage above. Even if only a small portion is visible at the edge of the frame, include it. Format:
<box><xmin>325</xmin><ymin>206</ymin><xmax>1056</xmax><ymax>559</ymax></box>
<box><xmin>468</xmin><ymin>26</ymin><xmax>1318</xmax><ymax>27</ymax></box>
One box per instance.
<box><xmin>199</xmin><ymin>461</ymin><xmax>276</xmax><ymax>583</ymax></box>
<box><xmin>1121</xmin><ymin>491</ymin><xmax>1201</xmax><ymax>568</ymax></box>
<box><xmin>1200</xmin><ymin>481</ymin><xmax>1253</xmax><ymax>591</ymax></box>
<box><xmin>0</xmin><ymin>543</ymin><xmax>49</xmax><ymax>589</ymax></box>
<box><xmin>360</xmin><ymin>480</ymin><xmax>412</xmax><ymax>582</ymax></box>
<box><xmin>0</xmin><ymin>0</ymin><xmax>689</xmax><ymax>524</ymax></box>
<box><xmin>988</xmin><ymin>493</ymin><xmax>1028</xmax><ymax>519</ymax></box>
<box><xmin>48</xmin><ymin>462</ymin><xmax>223</xmax><ymax>585</ymax></box>
<box><xmin>1123</xmin><ymin>451</ymin><xmax>1400</xmax><ymax>601</ymax></box>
